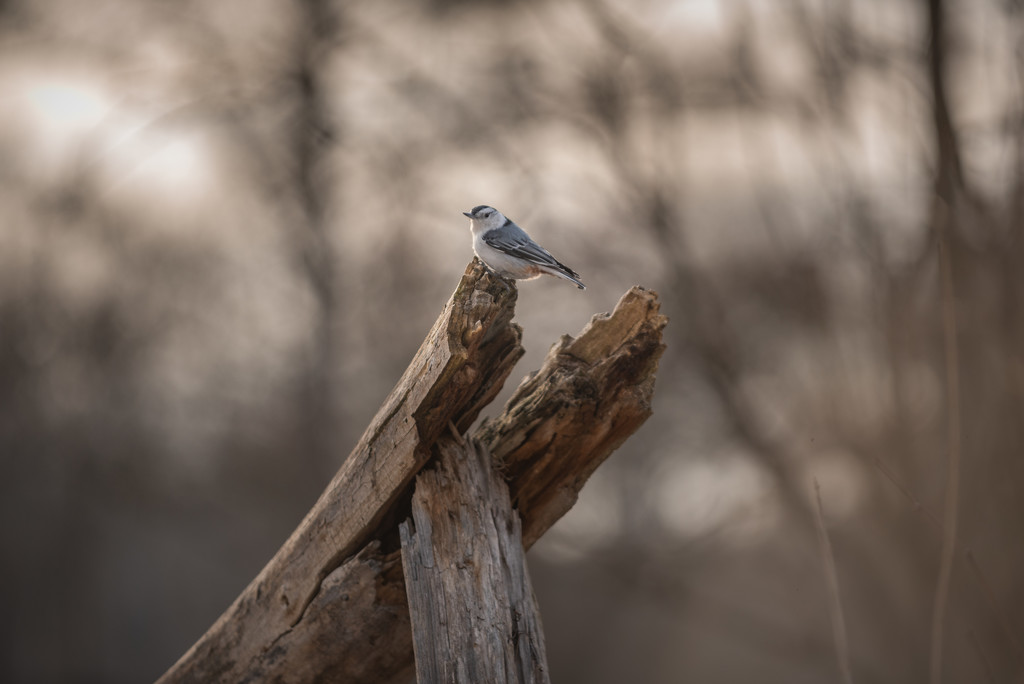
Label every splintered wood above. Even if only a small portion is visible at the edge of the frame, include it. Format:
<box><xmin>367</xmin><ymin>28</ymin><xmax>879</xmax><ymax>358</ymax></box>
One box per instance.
<box><xmin>156</xmin><ymin>262</ymin><xmax>665</xmax><ymax>684</ymax></box>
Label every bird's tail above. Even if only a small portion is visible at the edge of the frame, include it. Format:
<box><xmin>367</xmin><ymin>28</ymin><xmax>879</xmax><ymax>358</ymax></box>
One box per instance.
<box><xmin>545</xmin><ymin>262</ymin><xmax>586</xmax><ymax>290</ymax></box>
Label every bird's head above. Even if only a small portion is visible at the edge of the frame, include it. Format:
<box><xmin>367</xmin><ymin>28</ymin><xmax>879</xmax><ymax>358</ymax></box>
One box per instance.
<box><xmin>463</xmin><ymin>205</ymin><xmax>507</xmax><ymax>232</ymax></box>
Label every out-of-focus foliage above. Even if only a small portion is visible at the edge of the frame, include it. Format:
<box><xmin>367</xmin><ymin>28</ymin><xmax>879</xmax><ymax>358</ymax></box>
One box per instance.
<box><xmin>1</xmin><ymin>0</ymin><xmax>1022</xmax><ymax>682</ymax></box>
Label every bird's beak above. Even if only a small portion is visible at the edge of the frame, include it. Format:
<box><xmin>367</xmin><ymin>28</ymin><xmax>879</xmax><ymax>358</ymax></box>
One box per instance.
<box><xmin>462</xmin><ymin>211</ymin><xmax>474</xmax><ymax>218</ymax></box>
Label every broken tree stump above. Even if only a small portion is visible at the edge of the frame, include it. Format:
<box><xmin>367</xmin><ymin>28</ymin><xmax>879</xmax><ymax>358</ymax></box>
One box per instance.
<box><xmin>156</xmin><ymin>260</ymin><xmax>665</xmax><ymax>684</ymax></box>
<box><xmin>400</xmin><ymin>437</ymin><xmax>550</xmax><ymax>684</ymax></box>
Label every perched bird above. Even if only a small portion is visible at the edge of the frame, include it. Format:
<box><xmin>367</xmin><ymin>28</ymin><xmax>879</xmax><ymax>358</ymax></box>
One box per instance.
<box><xmin>463</xmin><ymin>205</ymin><xmax>586</xmax><ymax>290</ymax></box>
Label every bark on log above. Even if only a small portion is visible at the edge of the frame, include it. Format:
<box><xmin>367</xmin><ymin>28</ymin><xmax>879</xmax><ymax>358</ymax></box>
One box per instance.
<box><xmin>400</xmin><ymin>437</ymin><xmax>550</xmax><ymax>684</ymax></box>
<box><xmin>156</xmin><ymin>273</ymin><xmax>665</xmax><ymax>684</ymax></box>
<box><xmin>158</xmin><ymin>260</ymin><xmax>523</xmax><ymax>684</ymax></box>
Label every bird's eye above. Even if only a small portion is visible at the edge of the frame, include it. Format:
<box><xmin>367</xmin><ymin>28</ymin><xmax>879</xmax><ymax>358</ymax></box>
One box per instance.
<box><xmin>482</xmin><ymin>211</ymin><xmax>492</xmax><ymax>217</ymax></box>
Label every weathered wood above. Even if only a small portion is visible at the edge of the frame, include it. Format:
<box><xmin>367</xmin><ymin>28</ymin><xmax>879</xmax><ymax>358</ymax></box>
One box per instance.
<box><xmin>158</xmin><ymin>260</ymin><xmax>523</xmax><ymax>684</ymax></box>
<box><xmin>234</xmin><ymin>542</ymin><xmax>414</xmax><ymax>684</ymax></box>
<box><xmin>477</xmin><ymin>285</ymin><xmax>667</xmax><ymax>546</ymax></box>
<box><xmin>400</xmin><ymin>437</ymin><xmax>550</xmax><ymax>684</ymax></box>
<box><xmin>156</xmin><ymin>276</ymin><xmax>665</xmax><ymax>684</ymax></box>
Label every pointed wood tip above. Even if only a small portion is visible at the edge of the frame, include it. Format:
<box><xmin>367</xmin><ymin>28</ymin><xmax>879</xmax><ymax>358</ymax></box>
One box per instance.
<box><xmin>566</xmin><ymin>286</ymin><xmax>667</xmax><ymax>365</ymax></box>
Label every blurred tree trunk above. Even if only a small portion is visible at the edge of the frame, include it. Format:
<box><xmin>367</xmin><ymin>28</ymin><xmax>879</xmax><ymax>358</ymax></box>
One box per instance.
<box><xmin>292</xmin><ymin>0</ymin><xmax>343</xmax><ymax>483</ymax></box>
<box><xmin>925</xmin><ymin>1</ymin><xmax>965</xmax><ymax>683</ymax></box>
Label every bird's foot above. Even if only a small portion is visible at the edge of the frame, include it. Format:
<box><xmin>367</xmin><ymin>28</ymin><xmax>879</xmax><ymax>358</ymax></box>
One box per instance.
<box><xmin>479</xmin><ymin>260</ymin><xmax>516</xmax><ymax>293</ymax></box>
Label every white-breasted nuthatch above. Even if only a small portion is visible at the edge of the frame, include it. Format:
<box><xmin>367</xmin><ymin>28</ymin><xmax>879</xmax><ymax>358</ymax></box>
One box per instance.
<box><xmin>463</xmin><ymin>205</ymin><xmax>586</xmax><ymax>290</ymax></box>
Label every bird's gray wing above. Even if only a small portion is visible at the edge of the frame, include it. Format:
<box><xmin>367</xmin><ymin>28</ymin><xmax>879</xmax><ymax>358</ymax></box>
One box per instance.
<box><xmin>483</xmin><ymin>225</ymin><xmax>570</xmax><ymax>270</ymax></box>
<box><xmin>483</xmin><ymin>232</ymin><xmax>554</xmax><ymax>265</ymax></box>
<box><xmin>482</xmin><ymin>224</ymin><xmax>586</xmax><ymax>289</ymax></box>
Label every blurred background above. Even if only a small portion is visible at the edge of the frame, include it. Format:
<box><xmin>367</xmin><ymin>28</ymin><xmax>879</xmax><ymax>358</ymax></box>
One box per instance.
<box><xmin>1</xmin><ymin>0</ymin><xmax>1022</xmax><ymax>682</ymax></box>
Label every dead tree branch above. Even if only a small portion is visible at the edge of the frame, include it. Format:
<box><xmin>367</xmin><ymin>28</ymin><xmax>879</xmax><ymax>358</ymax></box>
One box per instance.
<box><xmin>477</xmin><ymin>285</ymin><xmax>667</xmax><ymax>547</ymax></box>
<box><xmin>158</xmin><ymin>260</ymin><xmax>523</xmax><ymax>684</ymax></box>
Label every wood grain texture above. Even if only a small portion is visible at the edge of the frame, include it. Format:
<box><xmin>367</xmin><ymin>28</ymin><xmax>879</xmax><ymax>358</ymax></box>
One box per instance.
<box><xmin>477</xmin><ymin>285</ymin><xmax>667</xmax><ymax>547</ymax></box>
<box><xmin>157</xmin><ymin>260</ymin><xmax>523</xmax><ymax>684</ymax></box>
<box><xmin>234</xmin><ymin>542</ymin><xmax>414</xmax><ymax>684</ymax></box>
<box><xmin>400</xmin><ymin>438</ymin><xmax>550</xmax><ymax>684</ymax></box>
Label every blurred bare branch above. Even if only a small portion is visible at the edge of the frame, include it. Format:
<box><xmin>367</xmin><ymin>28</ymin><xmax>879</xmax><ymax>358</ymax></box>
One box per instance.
<box><xmin>814</xmin><ymin>479</ymin><xmax>853</xmax><ymax>684</ymax></box>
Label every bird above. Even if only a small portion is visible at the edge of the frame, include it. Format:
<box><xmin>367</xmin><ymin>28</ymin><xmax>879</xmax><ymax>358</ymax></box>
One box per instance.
<box><xmin>463</xmin><ymin>205</ymin><xmax>586</xmax><ymax>290</ymax></box>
